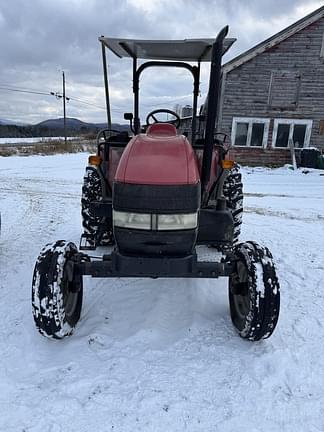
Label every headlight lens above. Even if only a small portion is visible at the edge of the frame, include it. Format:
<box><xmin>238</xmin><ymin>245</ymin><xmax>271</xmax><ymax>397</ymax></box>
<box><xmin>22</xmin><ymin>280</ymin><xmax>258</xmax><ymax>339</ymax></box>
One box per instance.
<box><xmin>113</xmin><ymin>211</ymin><xmax>151</xmax><ymax>230</ymax></box>
<box><xmin>113</xmin><ymin>210</ymin><xmax>198</xmax><ymax>231</ymax></box>
<box><xmin>157</xmin><ymin>213</ymin><xmax>198</xmax><ymax>230</ymax></box>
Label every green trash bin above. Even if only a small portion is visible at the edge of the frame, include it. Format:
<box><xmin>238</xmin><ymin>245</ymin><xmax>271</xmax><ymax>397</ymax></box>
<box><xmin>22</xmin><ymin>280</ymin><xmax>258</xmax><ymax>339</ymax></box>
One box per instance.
<box><xmin>301</xmin><ymin>148</ymin><xmax>321</xmax><ymax>168</ymax></box>
<box><xmin>318</xmin><ymin>154</ymin><xmax>324</xmax><ymax>170</ymax></box>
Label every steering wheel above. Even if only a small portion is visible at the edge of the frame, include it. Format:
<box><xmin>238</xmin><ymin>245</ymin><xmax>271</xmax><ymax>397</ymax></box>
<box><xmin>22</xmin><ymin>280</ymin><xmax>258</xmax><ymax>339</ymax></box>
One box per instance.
<box><xmin>146</xmin><ymin>109</ymin><xmax>181</xmax><ymax>129</ymax></box>
<box><xmin>96</xmin><ymin>128</ymin><xmax>126</xmax><ymax>143</ymax></box>
<box><xmin>214</xmin><ymin>132</ymin><xmax>230</xmax><ymax>144</ymax></box>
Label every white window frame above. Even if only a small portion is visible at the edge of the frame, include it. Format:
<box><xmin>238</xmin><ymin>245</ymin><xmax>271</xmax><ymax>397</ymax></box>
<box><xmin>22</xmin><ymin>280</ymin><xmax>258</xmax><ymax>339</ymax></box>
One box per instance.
<box><xmin>231</xmin><ymin>117</ymin><xmax>270</xmax><ymax>148</ymax></box>
<box><xmin>272</xmin><ymin>118</ymin><xmax>313</xmax><ymax>149</ymax></box>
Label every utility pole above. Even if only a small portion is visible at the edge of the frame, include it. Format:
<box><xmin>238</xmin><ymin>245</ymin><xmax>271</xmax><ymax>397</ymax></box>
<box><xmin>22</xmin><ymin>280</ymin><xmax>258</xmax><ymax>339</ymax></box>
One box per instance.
<box><xmin>62</xmin><ymin>71</ymin><xmax>67</xmax><ymax>145</ymax></box>
<box><xmin>50</xmin><ymin>72</ymin><xmax>70</xmax><ymax>143</ymax></box>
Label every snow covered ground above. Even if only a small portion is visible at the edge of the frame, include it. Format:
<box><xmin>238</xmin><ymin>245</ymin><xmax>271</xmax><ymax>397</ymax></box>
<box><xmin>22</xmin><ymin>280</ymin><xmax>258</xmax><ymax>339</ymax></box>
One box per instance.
<box><xmin>0</xmin><ymin>154</ymin><xmax>323</xmax><ymax>432</ymax></box>
<box><xmin>0</xmin><ymin>137</ymin><xmax>77</xmax><ymax>145</ymax></box>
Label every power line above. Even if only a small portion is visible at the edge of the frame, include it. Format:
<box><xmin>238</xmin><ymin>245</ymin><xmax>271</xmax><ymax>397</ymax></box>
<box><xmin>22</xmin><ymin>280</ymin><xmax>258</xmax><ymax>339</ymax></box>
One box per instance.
<box><xmin>0</xmin><ymin>85</ymin><xmax>105</xmax><ymax>112</ymax></box>
<box><xmin>0</xmin><ymin>86</ymin><xmax>51</xmax><ymax>97</ymax></box>
<box><xmin>1</xmin><ymin>83</ymin><xmax>52</xmax><ymax>93</ymax></box>
<box><xmin>67</xmin><ymin>96</ymin><xmax>106</xmax><ymax>110</ymax></box>
<box><xmin>67</xmin><ymin>98</ymin><xmax>127</xmax><ymax>114</ymax></box>
<box><xmin>141</xmin><ymin>94</ymin><xmax>198</xmax><ymax>108</ymax></box>
<box><xmin>1</xmin><ymin>83</ymin><xmax>196</xmax><ymax>110</ymax></box>
<box><xmin>0</xmin><ymin>83</ymin><xmax>198</xmax><ymax>117</ymax></box>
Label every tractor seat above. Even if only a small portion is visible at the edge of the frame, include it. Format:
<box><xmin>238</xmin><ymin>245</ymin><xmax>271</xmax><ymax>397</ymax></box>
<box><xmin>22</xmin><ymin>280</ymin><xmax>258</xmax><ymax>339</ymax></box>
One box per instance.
<box><xmin>147</xmin><ymin>123</ymin><xmax>177</xmax><ymax>137</ymax></box>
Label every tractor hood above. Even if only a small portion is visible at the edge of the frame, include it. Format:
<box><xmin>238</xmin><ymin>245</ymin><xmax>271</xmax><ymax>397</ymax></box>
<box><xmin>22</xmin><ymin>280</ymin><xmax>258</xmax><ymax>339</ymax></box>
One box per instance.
<box><xmin>115</xmin><ymin>124</ymin><xmax>200</xmax><ymax>185</ymax></box>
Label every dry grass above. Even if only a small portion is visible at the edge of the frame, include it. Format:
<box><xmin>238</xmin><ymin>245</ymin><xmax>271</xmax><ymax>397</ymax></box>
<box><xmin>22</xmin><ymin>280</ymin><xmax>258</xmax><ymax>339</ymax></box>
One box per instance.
<box><xmin>0</xmin><ymin>139</ymin><xmax>97</xmax><ymax>157</ymax></box>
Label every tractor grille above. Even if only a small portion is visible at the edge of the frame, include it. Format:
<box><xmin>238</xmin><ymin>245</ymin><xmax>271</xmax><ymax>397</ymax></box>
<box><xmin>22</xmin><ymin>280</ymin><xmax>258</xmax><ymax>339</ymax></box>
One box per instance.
<box><xmin>113</xmin><ymin>182</ymin><xmax>200</xmax><ymax>214</ymax></box>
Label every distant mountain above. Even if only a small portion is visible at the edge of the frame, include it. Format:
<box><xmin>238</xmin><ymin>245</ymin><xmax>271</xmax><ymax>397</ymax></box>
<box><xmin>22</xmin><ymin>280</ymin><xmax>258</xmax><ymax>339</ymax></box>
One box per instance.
<box><xmin>0</xmin><ymin>117</ymin><xmax>129</xmax><ymax>139</ymax></box>
<box><xmin>0</xmin><ymin>118</ymin><xmax>28</xmax><ymax>126</ymax></box>
<box><xmin>36</xmin><ymin>117</ymin><xmax>89</xmax><ymax>130</ymax></box>
<box><xmin>36</xmin><ymin>117</ymin><xmax>129</xmax><ymax>132</ymax></box>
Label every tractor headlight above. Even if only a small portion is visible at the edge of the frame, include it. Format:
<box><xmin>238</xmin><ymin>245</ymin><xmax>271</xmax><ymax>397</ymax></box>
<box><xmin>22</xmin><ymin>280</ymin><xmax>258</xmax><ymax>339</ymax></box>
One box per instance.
<box><xmin>157</xmin><ymin>213</ymin><xmax>198</xmax><ymax>230</ymax></box>
<box><xmin>113</xmin><ymin>211</ymin><xmax>151</xmax><ymax>230</ymax></box>
<box><xmin>113</xmin><ymin>211</ymin><xmax>198</xmax><ymax>231</ymax></box>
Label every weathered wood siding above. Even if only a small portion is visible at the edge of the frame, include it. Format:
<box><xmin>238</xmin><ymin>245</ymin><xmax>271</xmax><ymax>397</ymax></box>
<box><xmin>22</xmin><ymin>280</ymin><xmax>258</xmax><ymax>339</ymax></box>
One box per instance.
<box><xmin>221</xmin><ymin>17</ymin><xmax>324</xmax><ymax>164</ymax></box>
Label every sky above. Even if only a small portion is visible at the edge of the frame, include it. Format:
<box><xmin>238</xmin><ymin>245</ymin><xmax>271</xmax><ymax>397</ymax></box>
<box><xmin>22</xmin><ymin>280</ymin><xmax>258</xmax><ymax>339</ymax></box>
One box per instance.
<box><xmin>0</xmin><ymin>0</ymin><xmax>323</xmax><ymax>125</ymax></box>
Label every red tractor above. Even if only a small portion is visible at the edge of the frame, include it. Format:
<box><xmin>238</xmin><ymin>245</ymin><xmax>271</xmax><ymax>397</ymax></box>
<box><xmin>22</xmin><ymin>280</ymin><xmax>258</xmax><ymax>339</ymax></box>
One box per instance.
<box><xmin>32</xmin><ymin>27</ymin><xmax>280</xmax><ymax>341</ymax></box>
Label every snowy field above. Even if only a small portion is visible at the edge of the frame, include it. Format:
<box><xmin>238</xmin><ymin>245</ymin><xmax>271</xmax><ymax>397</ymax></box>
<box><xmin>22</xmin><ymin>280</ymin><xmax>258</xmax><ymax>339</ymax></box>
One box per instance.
<box><xmin>0</xmin><ymin>153</ymin><xmax>323</xmax><ymax>432</ymax></box>
<box><xmin>0</xmin><ymin>137</ymin><xmax>77</xmax><ymax>145</ymax></box>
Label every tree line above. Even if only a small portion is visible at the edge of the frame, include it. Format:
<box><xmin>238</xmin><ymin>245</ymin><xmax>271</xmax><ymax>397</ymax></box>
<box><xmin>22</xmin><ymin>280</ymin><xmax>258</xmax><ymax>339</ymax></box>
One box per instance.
<box><xmin>0</xmin><ymin>124</ymin><xmax>97</xmax><ymax>138</ymax></box>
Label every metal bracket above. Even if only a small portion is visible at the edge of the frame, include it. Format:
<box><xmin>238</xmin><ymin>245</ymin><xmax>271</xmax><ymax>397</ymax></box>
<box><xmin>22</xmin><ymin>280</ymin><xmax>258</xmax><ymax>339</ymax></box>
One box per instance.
<box><xmin>76</xmin><ymin>250</ymin><xmax>235</xmax><ymax>279</ymax></box>
<box><xmin>80</xmin><ymin>234</ymin><xmax>96</xmax><ymax>251</ymax></box>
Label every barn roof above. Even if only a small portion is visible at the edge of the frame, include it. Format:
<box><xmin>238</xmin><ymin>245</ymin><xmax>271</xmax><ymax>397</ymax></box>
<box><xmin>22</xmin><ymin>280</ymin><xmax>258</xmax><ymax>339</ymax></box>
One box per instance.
<box><xmin>223</xmin><ymin>5</ymin><xmax>324</xmax><ymax>73</ymax></box>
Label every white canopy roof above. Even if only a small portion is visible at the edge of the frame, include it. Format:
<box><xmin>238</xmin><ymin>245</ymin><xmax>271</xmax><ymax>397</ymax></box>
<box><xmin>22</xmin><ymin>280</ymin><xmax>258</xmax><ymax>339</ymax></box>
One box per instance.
<box><xmin>99</xmin><ymin>37</ymin><xmax>236</xmax><ymax>61</ymax></box>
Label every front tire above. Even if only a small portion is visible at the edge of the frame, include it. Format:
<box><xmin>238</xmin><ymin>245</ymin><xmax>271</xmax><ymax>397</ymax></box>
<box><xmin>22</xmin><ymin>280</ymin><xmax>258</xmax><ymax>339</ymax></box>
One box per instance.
<box><xmin>228</xmin><ymin>241</ymin><xmax>280</xmax><ymax>341</ymax></box>
<box><xmin>32</xmin><ymin>240</ymin><xmax>83</xmax><ymax>339</ymax></box>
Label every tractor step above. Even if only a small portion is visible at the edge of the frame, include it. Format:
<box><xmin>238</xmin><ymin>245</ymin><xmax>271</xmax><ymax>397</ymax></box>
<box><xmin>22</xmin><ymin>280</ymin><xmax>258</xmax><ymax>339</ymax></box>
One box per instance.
<box><xmin>79</xmin><ymin>234</ymin><xmax>96</xmax><ymax>251</ymax></box>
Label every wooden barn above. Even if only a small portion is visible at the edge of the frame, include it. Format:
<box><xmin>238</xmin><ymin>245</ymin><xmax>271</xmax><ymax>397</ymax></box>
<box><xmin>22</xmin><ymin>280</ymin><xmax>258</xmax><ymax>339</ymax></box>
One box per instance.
<box><xmin>219</xmin><ymin>5</ymin><xmax>324</xmax><ymax>165</ymax></box>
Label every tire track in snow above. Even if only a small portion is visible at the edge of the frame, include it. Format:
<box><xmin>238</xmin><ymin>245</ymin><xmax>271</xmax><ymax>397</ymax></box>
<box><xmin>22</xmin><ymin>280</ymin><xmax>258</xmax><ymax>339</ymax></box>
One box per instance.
<box><xmin>0</xmin><ymin>178</ymin><xmax>80</xmax><ymax>200</ymax></box>
<box><xmin>245</xmin><ymin>192</ymin><xmax>324</xmax><ymax>200</ymax></box>
<box><xmin>0</xmin><ymin>173</ymin><xmax>82</xmax><ymax>313</ymax></box>
<box><xmin>244</xmin><ymin>205</ymin><xmax>324</xmax><ymax>222</ymax></box>
<box><xmin>0</xmin><ymin>186</ymin><xmax>79</xmax><ymax>200</ymax></box>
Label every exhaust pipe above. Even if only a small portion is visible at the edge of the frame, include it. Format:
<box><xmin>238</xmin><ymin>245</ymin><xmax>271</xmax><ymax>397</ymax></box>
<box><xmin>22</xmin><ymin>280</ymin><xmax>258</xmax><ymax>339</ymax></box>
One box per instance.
<box><xmin>201</xmin><ymin>26</ymin><xmax>229</xmax><ymax>206</ymax></box>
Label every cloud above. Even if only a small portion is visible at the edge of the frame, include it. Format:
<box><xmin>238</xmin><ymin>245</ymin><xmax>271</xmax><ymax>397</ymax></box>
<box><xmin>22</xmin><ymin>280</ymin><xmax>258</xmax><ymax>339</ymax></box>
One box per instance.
<box><xmin>0</xmin><ymin>0</ymin><xmax>322</xmax><ymax>124</ymax></box>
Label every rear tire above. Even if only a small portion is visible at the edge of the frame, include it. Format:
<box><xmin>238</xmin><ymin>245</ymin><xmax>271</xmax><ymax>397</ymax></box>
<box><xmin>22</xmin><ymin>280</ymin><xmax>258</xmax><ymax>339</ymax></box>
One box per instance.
<box><xmin>228</xmin><ymin>241</ymin><xmax>280</xmax><ymax>341</ymax></box>
<box><xmin>32</xmin><ymin>240</ymin><xmax>83</xmax><ymax>339</ymax></box>
<box><xmin>81</xmin><ymin>167</ymin><xmax>113</xmax><ymax>247</ymax></box>
<box><xmin>223</xmin><ymin>164</ymin><xmax>243</xmax><ymax>244</ymax></box>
